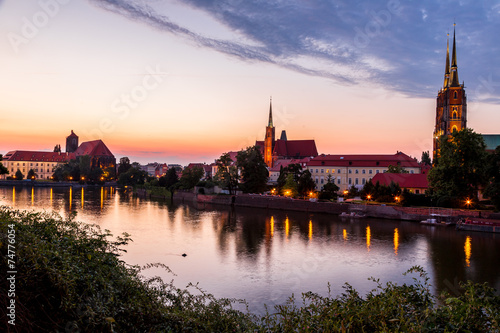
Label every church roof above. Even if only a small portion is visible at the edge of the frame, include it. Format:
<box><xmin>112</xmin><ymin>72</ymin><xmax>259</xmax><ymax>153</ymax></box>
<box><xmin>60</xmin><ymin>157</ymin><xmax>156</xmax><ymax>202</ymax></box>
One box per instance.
<box><xmin>307</xmin><ymin>152</ymin><xmax>419</xmax><ymax>168</ymax></box>
<box><xmin>3</xmin><ymin>150</ymin><xmax>75</xmax><ymax>162</ymax></box>
<box><xmin>371</xmin><ymin>173</ymin><xmax>429</xmax><ymax>189</ymax></box>
<box><xmin>482</xmin><ymin>134</ymin><xmax>500</xmax><ymax>151</ymax></box>
<box><xmin>273</xmin><ymin>139</ymin><xmax>318</xmax><ymax>158</ymax></box>
<box><xmin>66</xmin><ymin>130</ymin><xmax>78</xmax><ymax>139</ymax></box>
<box><xmin>75</xmin><ymin>140</ymin><xmax>114</xmax><ymax>157</ymax></box>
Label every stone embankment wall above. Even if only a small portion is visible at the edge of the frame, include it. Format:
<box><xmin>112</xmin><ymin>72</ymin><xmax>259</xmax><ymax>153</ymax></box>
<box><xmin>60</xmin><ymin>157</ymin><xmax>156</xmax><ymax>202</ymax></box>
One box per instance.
<box><xmin>170</xmin><ymin>192</ymin><xmax>498</xmax><ymax>221</ymax></box>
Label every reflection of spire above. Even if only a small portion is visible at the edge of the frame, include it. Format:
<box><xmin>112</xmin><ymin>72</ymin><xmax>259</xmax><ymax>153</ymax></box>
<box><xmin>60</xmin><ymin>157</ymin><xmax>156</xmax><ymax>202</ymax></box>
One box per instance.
<box><xmin>450</xmin><ymin>25</ymin><xmax>460</xmax><ymax>87</ymax></box>
<box><xmin>443</xmin><ymin>33</ymin><xmax>450</xmax><ymax>88</ymax></box>
<box><xmin>268</xmin><ymin>96</ymin><xmax>273</xmax><ymax>127</ymax></box>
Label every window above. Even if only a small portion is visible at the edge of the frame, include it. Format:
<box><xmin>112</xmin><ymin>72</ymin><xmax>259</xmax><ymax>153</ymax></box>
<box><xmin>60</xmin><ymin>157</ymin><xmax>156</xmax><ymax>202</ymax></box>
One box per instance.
<box><xmin>326</xmin><ymin>169</ymin><xmax>329</xmax><ymax>173</ymax></box>
<box><xmin>315</xmin><ymin>177</ymin><xmax>318</xmax><ymax>184</ymax></box>
<box><xmin>376</xmin><ymin>170</ymin><xmax>380</xmax><ymax>174</ymax></box>
<box><xmin>454</xmin><ymin>91</ymin><xmax>457</xmax><ymax>99</ymax></box>
<box><xmin>348</xmin><ymin>169</ymin><xmax>352</xmax><ymax>174</ymax></box>
<box><xmin>416</xmin><ymin>190</ymin><xmax>420</xmax><ymax>194</ymax></box>
<box><xmin>337</xmin><ymin>169</ymin><xmax>341</xmax><ymax>174</ymax></box>
<box><xmin>337</xmin><ymin>179</ymin><xmax>341</xmax><ymax>185</ymax></box>
<box><xmin>321</xmin><ymin>169</ymin><xmax>324</xmax><ymax>173</ymax></box>
<box><xmin>320</xmin><ymin>177</ymin><xmax>324</xmax><ymax>184</ymax></box>
<box><xmin>316</xmin><ymin>169</ymin><xmax>318</xmax><ymax>173</ymax></box>
<box><xmin>369</xmin><ymin>170</ymin><xmax>372</xmax><ymax>174</ymax></box>
<box><xmin>355</xmin><ymin>169</ymin><xmax>359</xmax><ymax>174</ymax></box>
<box><xmin>355</xmin><ymin>178</ymin><xmax>359</xmax><ymax>185</ymax></box>
<box><xmin>362</xmin><ymin>169</ymin><xmax>366</xmax><ymax>174</ymax></box>
<box><xmin>410</xmin><ymin>170</ymin><xmax>414</xmax><ymax>174</ymax></box>
<box><xmin>23</xmin><ymin>163</ymin><xmax>25</xmax><ymax>166</ymax></box>
<box><xmin>362</xmin><ymin>178</ymin><xmax>366</xmax><ymax>185</ymax></box>
<box><xmin>348</xmin><ymin>178</ymin><xmax>352</xmax><ymax>185</ymax></box>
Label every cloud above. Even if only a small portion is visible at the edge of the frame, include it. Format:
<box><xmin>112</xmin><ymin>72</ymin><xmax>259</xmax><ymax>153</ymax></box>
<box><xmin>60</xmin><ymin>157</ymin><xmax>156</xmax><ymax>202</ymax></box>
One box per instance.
<box><xmin>88</xmin><ymin>0</ymin><xmax>500</xmax><ymax>102</ymax></box>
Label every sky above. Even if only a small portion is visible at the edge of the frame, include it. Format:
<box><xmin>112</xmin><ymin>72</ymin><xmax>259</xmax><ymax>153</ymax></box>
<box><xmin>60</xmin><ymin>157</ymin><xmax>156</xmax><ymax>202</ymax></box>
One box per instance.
<box><xmin>0</xmin><ymin>0</ymin><xmax>499</xmax><ymax>165</ymax></box>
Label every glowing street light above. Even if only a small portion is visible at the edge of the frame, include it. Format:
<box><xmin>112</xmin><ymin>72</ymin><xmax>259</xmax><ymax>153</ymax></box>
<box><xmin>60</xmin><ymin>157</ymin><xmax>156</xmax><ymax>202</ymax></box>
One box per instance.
<box><xmin>465</xmin><ymin>198</ymin><xmax>472</xmax><ymax>208</ymax></box>
<box><xmin>366</xmin><ymin>194</ymin><xmax>372</xmax><ymax>201</ymax></box>
<box><xmin>395</xmin><ymin>196</ymin><xmax>400</xmax><ymax>203</ymax></box>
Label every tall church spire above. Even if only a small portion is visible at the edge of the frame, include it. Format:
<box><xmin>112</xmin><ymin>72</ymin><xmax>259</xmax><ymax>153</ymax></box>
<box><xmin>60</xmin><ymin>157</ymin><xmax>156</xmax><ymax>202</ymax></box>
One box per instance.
<box><xmin>443</xmin><ymin>33</ymin><xmax>450</xmax><ymax>88</ymax></box>
<box><xmin>449</xmin><ymin>25</ymin><xmax>460</xmax><ymax>87</ymax></box>
<box><xmin>268</xmin><ymin>96</ymin><xmax>273</xmax><ymax>127</ymax></box>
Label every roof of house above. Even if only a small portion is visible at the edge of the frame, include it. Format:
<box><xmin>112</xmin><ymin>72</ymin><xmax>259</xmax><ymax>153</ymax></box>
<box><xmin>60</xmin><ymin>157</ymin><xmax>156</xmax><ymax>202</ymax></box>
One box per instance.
<box><xmin>75</xmin><ymin>140</ymin><xmax>114</xmax><ymax>157</ymax></box>
<box><xmin>3</xmin><ymin>150</ymin><xmax>75</xmax><ymax>162</ymax></box>
<box><xmin>273</xmin><ymin>139</ymin><xmax>318</xmax><ymax>158</ymax></box>
<box><xmin>307</xmin><ymin>152</ymin><xmax>420</xmax><ymax>168</ymax></box>
<box><xmin>371</xmin><ymin>173</ymin><xmax>429</xmax><ymax>189</ymax></box>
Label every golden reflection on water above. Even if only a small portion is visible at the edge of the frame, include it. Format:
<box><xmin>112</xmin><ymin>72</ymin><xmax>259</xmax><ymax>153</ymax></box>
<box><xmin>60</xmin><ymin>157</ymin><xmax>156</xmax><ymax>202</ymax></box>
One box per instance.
<box><xmin>394</xmin><ymin>228</ymin><xmax>399</xmax><ymax>256</ymax></box>
<box><xmin>12</xmin><ymin>187</ymin><xmax>15</xmax><ymax>205</ymax></box>
<box><xmin>308</xmin><ymin>220</ymin><xmax>313</xmax><ymax>240</ymax></box>
<box><xmin>366</xmin><ymin>225</ymin><xmax>371</xmax><ymax>252</ymax></box>
<box><xmin>81</xmin><ymin>187</ymin><xmax>84</xmax><ymax>209</ymax></box>
<box><xmin>465</xmin><ymin>236</ymin><xmax>472</xmax><ymax>267</ymax></box>
<box><xmin>31</xmin><ymin>187</ymin><xmax>34</xmax><ymax>206</ymax></box>
<box><xmin>343</xmin><ymin>229</ymin><xmax>348</xmax><ymax>241</ymax></box>
<box><xmin>285</xmin><ymin>216</ymin><xmax>290</xmax><ymax>239</ymax></box>
<box><xmin>50</xmin><ymin>188</ymin><xmax>53</xmax><ymax>204</ymax></box>
<box><xmin>69</xmin><ymin>187</ymin><xmax>72</xmax><ymax>211</ymax></box>
<box><xmin>100</xmin><ymin>187</ymin><xmax>104</xmax><ymax>210</ymax></box>
<box><xmin>270</xmin><ymin>216</ymin><xmax>274</xmax><ymax>238</ymax></box>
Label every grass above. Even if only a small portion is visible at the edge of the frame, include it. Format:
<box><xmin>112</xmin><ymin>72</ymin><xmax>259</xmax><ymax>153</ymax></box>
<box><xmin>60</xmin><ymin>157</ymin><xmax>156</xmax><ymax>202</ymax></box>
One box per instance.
<box><xmin>1</xmin><ymin>206</ymin><xmax>499</xmax><ymax>332</ymax></box>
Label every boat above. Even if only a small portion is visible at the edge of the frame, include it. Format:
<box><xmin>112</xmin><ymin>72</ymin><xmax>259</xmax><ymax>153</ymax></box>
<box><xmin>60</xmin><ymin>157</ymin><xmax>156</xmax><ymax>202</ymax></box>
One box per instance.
<box><xmin>420</xmin><ymin>214</ymin><xmax>455</xmax><ymax>227</ymax></box>
<box><xmin>456</xmin><ymin>218</ymin><xmax>500</xmax><ymax>233</ymax></box>
<box><xmin>340</xmin><ymin>212</ymin><xmax>366</xmax><ymax>218</ymax></box>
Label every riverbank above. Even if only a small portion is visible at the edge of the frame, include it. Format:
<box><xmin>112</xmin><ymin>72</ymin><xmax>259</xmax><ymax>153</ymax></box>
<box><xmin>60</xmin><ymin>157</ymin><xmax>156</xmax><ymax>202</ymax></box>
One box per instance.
<box><xmin>0</xmin><ymin>180</ymin><xmax>117</xmax><ymax>188</ymax></box>
<box><xmin>164</xmin><ymin>191</ymin><xmax>499</xmax><ymax>222</ymax></box>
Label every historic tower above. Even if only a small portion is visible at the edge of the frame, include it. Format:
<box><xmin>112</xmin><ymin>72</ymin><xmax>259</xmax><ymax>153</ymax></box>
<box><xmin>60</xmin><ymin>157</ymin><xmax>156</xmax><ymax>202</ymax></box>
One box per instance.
<box><xmin>66</xmin><ymin>130</ymin><xmax>79</xmax><ymax>153</ymax></box>
<box><xmin>264</xmin><ymin>98</ymin><xmax>275</xmax><ymax>168</ymax></box>
<box><xmin>433</xmin><ymin>26</ymin><xmax>467</xmax><ymax>161</ymax></box>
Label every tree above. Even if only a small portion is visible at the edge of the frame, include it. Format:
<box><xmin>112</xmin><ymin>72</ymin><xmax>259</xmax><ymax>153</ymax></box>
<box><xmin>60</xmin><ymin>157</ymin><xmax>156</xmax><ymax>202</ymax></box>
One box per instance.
<box><xmin>428</xmin><ymin>128</ymin><xmax>488</xmax><ymax>203</ymax></box>
<box><xmin>386</xmin><ymin>164</ymin><xmax>409</xmax><ymax>174</ymax></box>
<box><xmin>118</xmin><ymin>157</ymin><xmax>132</xmax><ymax>176</ymax></box>
<box><xmin>277</xmin><ymin>163</ymin><xmax>302</xmax><ymax>190</ymax></box>
<box><xmin>179</xmin><ymin>166</ymin><xmax>204</xmax><ymax>190</ymax></box>
<box><xmin>421</xmin><ymin>151</ymin><xmax>431</xmax><ymax>165</ymax></box>
<box><xmin>0</xmin><ymin>154</ymin><xmax>9</xmax><ymax>176</ymax></box>
<box><xmin>214</xmin><ymin>153</ymin><xmax>239</xmax><ymax>195</ymax></box>
<box><xmin>27</xmin><ymin>169</ymin><xmax>37</xmax><ymax>180</ymax></box>
<box><xmin>236</xmin><ymin>146</ymin><xmax>268</xmax><ymax>193</ymax></box>
<box><xmin>297</xmin><ymin>170</ymin><xmax>316</xmax><ymax>198</ymax></box>
<box><xmin>79</xmin><ymin>155</ymin><xmax>91</xmax><ymax>180</ymax></box>
<box><xmin>118</xmin><ymin>165</ymin><xmax>148</xmax><ymax>186</ymax></box>
<box><xmin>159</xmin><ymin>168</ymin><xmax>179</xmax><ymax>189</ymax></box>
<box><xmin>15</xmin><ymin>170</ymin><xmax>24</xmax><ymax>180</ymax></box>
<box><xmin>282</xmin><ymin>173</ymin><xmax>297</xmax><ymax>197</ymax></box>
<box><xmin>319</xmin><ymin>175</ymin><xmax>339</xmax><ymax>200</ymax></box>
<box><xmin>53</xmin><ymin>144</ymin><xmax>61</xmax><ymax>153</ymax></box>
<box><xmin>483</xmin><ymin>146</ymin><xmax>500</xmax><ymax>211</ymax></box>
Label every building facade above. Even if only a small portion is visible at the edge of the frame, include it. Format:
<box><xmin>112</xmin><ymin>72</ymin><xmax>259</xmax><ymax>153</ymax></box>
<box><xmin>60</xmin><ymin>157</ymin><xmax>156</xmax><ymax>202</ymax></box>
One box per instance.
<box><xmin>433</xmin><ymin>27</ymin><xmax>467</xmax><ymax>161</ymax></box>
<box><xmin>1</xmin><ymin>151</ymin><xmax>74</xmax><ymax>180</ymax></box>
<box><xmin>306</xmin><ymin>152</ymin><xmax>421</xmax><ymax>192</ymax></box>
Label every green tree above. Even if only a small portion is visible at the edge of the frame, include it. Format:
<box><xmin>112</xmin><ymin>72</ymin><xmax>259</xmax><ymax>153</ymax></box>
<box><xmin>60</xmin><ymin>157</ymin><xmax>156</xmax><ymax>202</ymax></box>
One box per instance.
<box><xmin>282</xmin><ymin>173</ymin><xmax>298</xmax><ymax>197</ymax></box>
<box><xmin>428</xmin><ymin>128</ymin><xmax>488</xmax><ymax>203</ymax></box>
<box><xmin>214</xmin><ymin>153</ymin><xmax>239</xmax><ymax>195</ymax></box>
<box><xmin>27</xmin><ymin>169</ymin><xmax>37</xmax><ymax>180</ymax></box>
<box><xmin>421</xmin><ymin>151</ymin><xmax>431</xmax><ymax>165</ymax></box>
<box><xmin>179</xmin><ymin>166</ymin><xmax>204</xmax><ymax>190</ymax></box>
<box><xmin>118</xmin><ymin>165</ymin><xmax>148</xmax><ymax>186</ymax></box>
<box><xmin>0</xmin><ymin>154</ymin><xmax>9</xmax><ymax>176</ymax></box>
<box><xmin>319</xmin><ymin>175</ymin><xmax>339</xmax><ymax>200</ymax></box>
<box><xmin>277</xmin><ymin>163</ymin><xmax>302</xmax><ymax>190</ymax></box>
<box><xmin>15</xmin><ymin>169</ymin><xmax>24</xmax><ymax>180</ymax></box>
<box><xmin>386</xmin><ymin>164</ymin><xmax>409</xmax><ymax>174</ymax></box>
<box><xmin>159</xmin><ymin>168</ymin><xmax>179</xmax><ymax>189</ymax></box>
<box><xmin>118</xmin><ymin>157</ymin><xmax>132</xmax><ymax>176</ymax></box>
<box><xmin>297</xmin><ymin>169</ymin><xmax>316</xmax><ymax>198</ymax></box>
<box><xmin>484</xmin><ymin>146</ymin><xmax>500</xmax><ymax>211</ymax></box>
<box><xmin>79</xmin><ymin>155</ymin><xmax>91</xmax><ymax>180</ymax></box>
<box><xmin>236</xmin><ymin>146</ymin><xmax>268</xmax><ymax>193</ymax></box>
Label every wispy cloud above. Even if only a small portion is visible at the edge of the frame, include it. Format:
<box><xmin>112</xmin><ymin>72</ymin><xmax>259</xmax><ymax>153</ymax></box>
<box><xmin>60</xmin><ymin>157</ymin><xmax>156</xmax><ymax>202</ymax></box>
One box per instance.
<box><xmin>88</xmin><ymin>0</ymin><xmax>500</xmax><ymax>102</ymax></box>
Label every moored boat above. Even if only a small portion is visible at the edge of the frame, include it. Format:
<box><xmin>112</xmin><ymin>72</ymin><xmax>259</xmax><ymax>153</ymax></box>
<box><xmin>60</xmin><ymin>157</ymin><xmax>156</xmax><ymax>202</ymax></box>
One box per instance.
<box><xmin>456</xmin><ymin>218</ymin><xmax>500</xmax><ymax>233</ymax></box>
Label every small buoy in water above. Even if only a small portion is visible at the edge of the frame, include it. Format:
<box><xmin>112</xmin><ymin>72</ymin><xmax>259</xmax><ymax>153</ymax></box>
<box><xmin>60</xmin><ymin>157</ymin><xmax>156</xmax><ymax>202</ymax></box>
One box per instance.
<box><xmin>182</xmin><ymin>253</ymin><xmax>187</xmax><ymax>257</ymax></box>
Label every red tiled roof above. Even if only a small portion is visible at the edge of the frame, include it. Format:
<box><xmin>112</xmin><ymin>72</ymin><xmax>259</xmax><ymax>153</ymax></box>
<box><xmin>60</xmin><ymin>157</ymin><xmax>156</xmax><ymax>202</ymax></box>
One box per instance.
<box><xmin>371</xmin><ymin>173</ymin><xmax>429</xmax><ymax>189</ymax></box>
<box><xmin>274</xmin><ymin>139</ymin><xmax>318</xmax><ymax>158</ymax></box>
<box><xmin>75</xmin><ymin>140</ymin><xmax>114</xmax><ymax>157</ymax></box>
<box><xmin>307</xmin><ymin>152</ymin><xmax>419</xmax><ymax>168</ymax></box>
<box><xmin>269</xmin><ymin>157</ymin><xmax>312</xmax><ymax>172</ymax></box>
<box><xmin>4</xmin><ymin>150</ymin><xmax>75</xmax><ymax>162</ymax></box>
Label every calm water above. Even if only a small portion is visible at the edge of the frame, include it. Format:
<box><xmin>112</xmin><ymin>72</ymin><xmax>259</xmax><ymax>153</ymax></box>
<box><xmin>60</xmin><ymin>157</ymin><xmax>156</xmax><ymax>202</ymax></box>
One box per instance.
<box><xmin>1</xmin><ymin>186</ymin><xmax>499</xmax><ymax>314</ymax></box>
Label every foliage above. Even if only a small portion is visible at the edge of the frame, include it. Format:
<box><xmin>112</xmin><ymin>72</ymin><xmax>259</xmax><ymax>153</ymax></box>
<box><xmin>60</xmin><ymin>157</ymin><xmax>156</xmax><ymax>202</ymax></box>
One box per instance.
<box><xmin>158</xmin><ymin>167</ymin><xmax>179</xmax><ymax>192</ymax></box>
<box><xmin>386</xmin><ymin>164</ymin><xmax>409</xmax><ymax>174</ymax></box>
<box><xmin>27</xmin><ymin>169</ymin><xmax>37</xmax><ymax>180</ymax></box>
<box><xmin>15</xmin><ymin>169</ymin><xmax>24</xmax><ymax>180</ymax></box>
<box><xmin>361</xmin><ymin>180</ymin><xmax>401</xmax><ymax>202</ymax></box>
<box><xmin>318</xmin><ymin>175</ymin><xmax>339</xmax><ymax>200</ymax></box>
<box><xmin>297</xmin><ymin>169</ymin><xmax>316</xmax><ymax>198</ymax></box>
<box><xmin>236</xmin><ymin>146</ymin><xmax>269</xmax><ymax>193</ymax></box>
<box><xmin>483</xmin><ymin>146</ymin><xmax>500</xmax><ymax>211</ymax></box>
<box><xmin>400</xmin><ymin>189</ymin><xmax>432</xmax><ymax>207</ymax></box>
<box><xmin>118</xmin><ymin>165</ymin><xmax>148</xmax><ymax>186</ymax></box>
<box><xmin>277</xmin><ymin>163</ymin><xmax>302</xmax><ymax>190</ymax></box>
<box><xmin>179</xmin><ymin>166</ymin><xmax>204</xmax><ymax>190</ymax></box>
<box><xmin>52</xmin><ymin>158</ymin><xmax>106</xmax><ymax>184</ymax></box>
<box><xmin>428</xmin><ymin>128</ymin><xmax>488</xmax><ymax>204</ymax></box>
<box><xmin>53</xmin><ymin>144</ymin><xmax>61</xmax><ymax>153</ymax></box>
<box><xmin>117</xmin><ymin>157</ymin><xmax>132</xmax><ymax>176</ymax></box>
<box><xmin>282</xmin><ymin>173</ymin><xmax>298</xmax><ymax>197</ymax></box>
<box><xmin>79</xmin><ymin>155</ymin><xmax>92</xmax><ymax>179</ymax></box>
<box><xmin>214</xmin><ymin>153</ymin><xmax>239</xmax><ymax>195</ymax></box>
<box><xmin>421</xmin><ymin>150</ymin><xmax>432</xmax><ymax>165</ymax></box>
<box><xmin>346</xmin><ymin>185</ymin><xmax>359</xmax><ymax>198</ymax></box>
<box><xmin>0</xmin><ymin>154</ymin><xmax>8</xmax><ymax>176</ymax></box>
<box><xmin>1</xmin><ymin>208</ymin><xmax>499</xmax><ymax>332</ymax></box>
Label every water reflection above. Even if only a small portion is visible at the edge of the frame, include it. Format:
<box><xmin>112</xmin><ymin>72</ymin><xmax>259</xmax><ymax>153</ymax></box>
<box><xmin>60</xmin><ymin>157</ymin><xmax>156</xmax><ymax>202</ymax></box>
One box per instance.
<box><xmin>1</xmin><ymin>186</ymin><xmax>499</xmax><ymax>314</ymax></box>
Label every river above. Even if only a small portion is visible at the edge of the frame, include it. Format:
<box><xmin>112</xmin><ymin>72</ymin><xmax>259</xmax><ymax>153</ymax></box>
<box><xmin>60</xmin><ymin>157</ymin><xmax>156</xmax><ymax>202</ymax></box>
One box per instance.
<box><xmin>1</xmin><ymin>185</ymin><xmax>499</xmax><ymax>314</ymax></box>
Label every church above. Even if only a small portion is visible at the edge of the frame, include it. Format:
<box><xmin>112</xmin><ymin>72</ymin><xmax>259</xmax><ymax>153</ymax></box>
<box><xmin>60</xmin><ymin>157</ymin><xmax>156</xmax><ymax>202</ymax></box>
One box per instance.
<box><xmin>256</xmin><ymin>98</ymin><xmax>318</xmax><ymax>168</ymax></box>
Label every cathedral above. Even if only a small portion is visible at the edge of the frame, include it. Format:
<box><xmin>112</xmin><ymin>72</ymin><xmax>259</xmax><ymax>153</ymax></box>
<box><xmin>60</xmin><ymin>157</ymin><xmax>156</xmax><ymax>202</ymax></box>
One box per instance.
<box><xmin>433</xmin><ymin>26</ymin><xmax>467</xmax><ymax>160</ymax></box>
<box><xmin>256</xmin><ymin>98</ymin><xmax>318</xmax><ymax>168</ymax></box>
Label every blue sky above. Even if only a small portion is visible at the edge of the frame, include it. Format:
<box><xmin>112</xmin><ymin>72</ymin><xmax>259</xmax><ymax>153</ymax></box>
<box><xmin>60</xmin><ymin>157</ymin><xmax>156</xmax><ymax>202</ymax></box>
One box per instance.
<box><xmin>1</xmin><ymin>0</ymin><xmax>499</xmax><ymax>165</ymax></box>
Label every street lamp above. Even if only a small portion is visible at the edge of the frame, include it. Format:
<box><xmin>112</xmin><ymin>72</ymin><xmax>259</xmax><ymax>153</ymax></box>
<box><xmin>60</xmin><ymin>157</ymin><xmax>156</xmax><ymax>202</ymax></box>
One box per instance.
<box><xmin>465</xmin><ymin>198</ymin><xmax>472</xmax><ymax>209</ymax></box>
<box><xmin>366</xmin><ymin>194</ymin><xmax>371</xmax><ymax>201</ymax></box>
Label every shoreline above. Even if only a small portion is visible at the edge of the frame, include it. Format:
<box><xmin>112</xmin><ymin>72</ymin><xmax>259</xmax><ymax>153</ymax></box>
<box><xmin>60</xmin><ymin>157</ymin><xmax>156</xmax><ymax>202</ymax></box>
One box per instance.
<box><xmin>0</xmin><ymin>180</ymin><xmax>117</xmax><ymax>188</ymax></box>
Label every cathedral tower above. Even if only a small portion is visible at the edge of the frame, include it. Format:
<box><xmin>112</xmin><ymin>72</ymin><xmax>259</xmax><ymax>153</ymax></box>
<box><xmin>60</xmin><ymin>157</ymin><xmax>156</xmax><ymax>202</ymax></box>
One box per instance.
<box><xmin>66</xmin><ymin>130</ymin><xmax>79</xmax><ymax>153</ymax></box>
<box><xmin>264</xmin><ymin>98</ymin><xmax>275</xmax><ymax>168</ymax></box>
<box><xmin>433</xmin><ymin>26</ymin><xmax>467</xmax><ymax>161</ymax></box>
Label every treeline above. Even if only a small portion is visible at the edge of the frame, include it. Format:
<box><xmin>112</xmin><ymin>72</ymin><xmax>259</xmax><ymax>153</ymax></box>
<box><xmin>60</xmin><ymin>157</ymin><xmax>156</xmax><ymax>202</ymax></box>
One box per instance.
<box><xmin>1</xmin><ymin>207</ymin><xmax>499</xmax><ymax>332</ymax></box>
